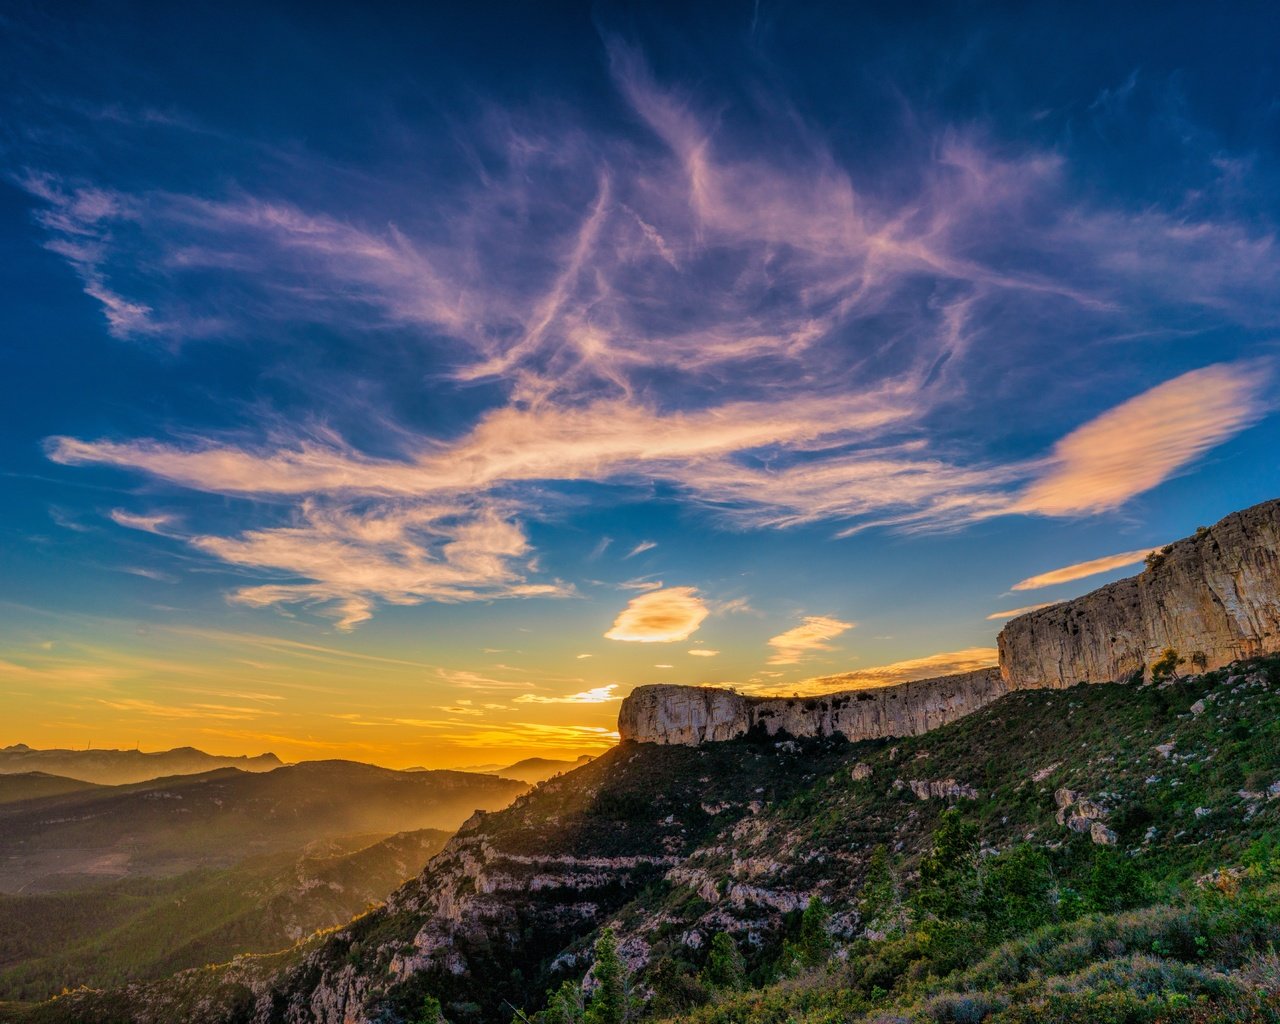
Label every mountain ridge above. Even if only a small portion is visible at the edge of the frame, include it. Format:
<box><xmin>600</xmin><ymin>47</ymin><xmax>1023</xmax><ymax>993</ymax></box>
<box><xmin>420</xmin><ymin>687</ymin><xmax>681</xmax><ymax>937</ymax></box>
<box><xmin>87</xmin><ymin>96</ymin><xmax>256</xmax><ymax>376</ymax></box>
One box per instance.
<box><xmin>0</xmin><ymin>745</ymin><xmax>284</xmax><ymax>786</ymax></box>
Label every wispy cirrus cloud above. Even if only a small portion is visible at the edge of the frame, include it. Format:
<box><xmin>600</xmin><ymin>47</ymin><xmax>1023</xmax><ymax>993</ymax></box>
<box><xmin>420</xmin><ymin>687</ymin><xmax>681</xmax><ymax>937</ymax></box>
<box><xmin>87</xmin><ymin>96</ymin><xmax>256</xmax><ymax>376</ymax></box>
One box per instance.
<box><xmin>1010</xmin><ymin>548</ymin><xmax>1157</xmax><ymax>592</ymax></box>
<box><xmin>766</xmin><ymin>615</ymin><xmax>855</xmax><ymax>665</ymax></box>
<box><xmin>21</xmin><ymin>35</ymin><xmax>1278</xmax><ymax>630</ymax></box>
<box><xmin>605</xmin><ymin>587</ymin><xmax>708</xmax><ymax>643</ymax></box>
<box><xmin>109</xmin><ymin>509</ymin><xmax>176</xmax><ymax>534</ymax></box>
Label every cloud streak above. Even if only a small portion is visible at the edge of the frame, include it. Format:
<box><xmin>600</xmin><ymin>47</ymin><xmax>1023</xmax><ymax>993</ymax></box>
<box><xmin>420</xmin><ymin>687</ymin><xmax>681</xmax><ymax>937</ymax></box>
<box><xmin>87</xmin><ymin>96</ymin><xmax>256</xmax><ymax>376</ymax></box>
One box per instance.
<box><xmin>766</xmin><ymin>615</ymin><xmax>855</xmax><ymax>665</ymax></box>
<box><xmin>768</xmin><ymin>647</ymin><xmax>1000</xmax><ymax>696</ymax></box>
<box><xmin>1011</xmin><ymin>549</ymin><xmax>1157</xmax><ymax>592</ymax></box>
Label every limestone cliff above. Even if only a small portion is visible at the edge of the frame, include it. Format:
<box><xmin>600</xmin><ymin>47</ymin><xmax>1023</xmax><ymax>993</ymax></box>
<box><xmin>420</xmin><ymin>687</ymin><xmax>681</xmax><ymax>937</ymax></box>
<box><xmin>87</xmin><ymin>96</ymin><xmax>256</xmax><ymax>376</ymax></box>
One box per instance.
<box><xmin>999</xmin><ymin>498</ymin><xmax>1280</xmax><ymax>688</ymax></box>
<box><xmin>617</xmin><ymin>669</ymin><xmax>1007</xmax><ymax>746</ymax></box>
<box><xmin>621</xmin><ymin>498</ymin><xmax>1280</xmax><ymax>747</ymax></box>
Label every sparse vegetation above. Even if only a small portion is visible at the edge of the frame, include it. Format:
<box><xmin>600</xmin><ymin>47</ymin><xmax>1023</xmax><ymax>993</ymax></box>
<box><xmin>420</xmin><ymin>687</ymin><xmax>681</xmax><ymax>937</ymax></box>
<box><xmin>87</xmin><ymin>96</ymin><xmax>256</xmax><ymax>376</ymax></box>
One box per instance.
<box><xmin>10</xmin><ymin>654</ymin><xmax>1280</xmax><ymax>1024</ymax></box>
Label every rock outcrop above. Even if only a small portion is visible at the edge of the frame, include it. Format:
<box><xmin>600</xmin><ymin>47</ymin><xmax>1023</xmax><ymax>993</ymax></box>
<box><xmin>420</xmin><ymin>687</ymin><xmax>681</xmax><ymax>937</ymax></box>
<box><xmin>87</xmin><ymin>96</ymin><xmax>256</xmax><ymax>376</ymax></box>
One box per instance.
<box><xmin>998</xmin><ymin>498</ymin><xmax>1280</xmax><ymax>688</ymax></box>
<box><xmin>621</xmin><ymin>498</ymin><xmax>1280</xmax><ymax>747</ymax></box>
<box><xmin>618</xmin><ymin>669</ymin><xmax>1007</xmax><ymax>746</ymax></box>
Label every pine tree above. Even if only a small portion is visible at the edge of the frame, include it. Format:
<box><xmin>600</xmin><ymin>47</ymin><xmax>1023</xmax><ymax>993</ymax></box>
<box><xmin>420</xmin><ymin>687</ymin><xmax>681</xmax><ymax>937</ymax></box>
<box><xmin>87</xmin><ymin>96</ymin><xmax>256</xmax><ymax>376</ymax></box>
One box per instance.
<box><xmin>797</xmin><ymin>894</ymin><xmax>834</xmax><ymax>968</ymax></box>
<box><xmin>542</xmin><ymin>980</ymin><xmax>584</xmax><ymax>1024</ymax></box>
<box><xmin>857</xmin><ymin>845</ymin><xmax>902</xmax><ymax>936</ymax></box>
<box><xmin>585</xmin><ymin>927</ymin><xmax>628</xmax><ymax>1024</ymax></box>
<box><xmin>701</xmin><ymin>931</ymin><xmax>744</xmax><ymax>991</ymax></box>
<box><xmin>413</xmin><ymin>995</ymin><xmax>448</xmax><ymax>1024</ymax></box>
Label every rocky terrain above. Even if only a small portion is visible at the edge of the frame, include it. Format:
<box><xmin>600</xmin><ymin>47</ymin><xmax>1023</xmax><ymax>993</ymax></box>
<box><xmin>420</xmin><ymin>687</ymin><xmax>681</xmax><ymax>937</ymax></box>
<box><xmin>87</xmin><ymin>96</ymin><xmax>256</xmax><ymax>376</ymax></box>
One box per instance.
<box><xmin>618</xmin><ymin>670</ymin><xmax>1007</xmax><ymax>746</ymax></box>
<box><xmin>622</xmin><ymin>498</ymin><xmax>1280</xmax><ymax>748</ymax></box>
<box><xmin>998</xmin><ymin>497</ymin><xmax>1280</xmax><ymax>687</ymax></box>
<box><xmin>16</xmin><ymin>651</ymin><xmax>1279</xmax><ymax>1024</ymax></box>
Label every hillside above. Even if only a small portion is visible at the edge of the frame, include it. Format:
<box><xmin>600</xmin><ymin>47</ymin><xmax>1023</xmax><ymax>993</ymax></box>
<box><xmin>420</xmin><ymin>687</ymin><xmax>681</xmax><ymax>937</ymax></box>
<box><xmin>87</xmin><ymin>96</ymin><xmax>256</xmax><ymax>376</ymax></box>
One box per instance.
<box><xmin>495</xmin><ymin>756</ymin><xmax>595</xmax><ymax>785</ymax></box>
<box><xmin>0</xmin><ymin>773</ymin><xmax>100</xmax><ymax>805</ymax></box>
<box><xmin>0</xmin><ymin>745</ymin><xmax>284</xmax><ymax>786</ymax></box>
<box><xmin>16</xmin><ymin>653</ymin><xmax>1279</xmax><ymax>1024</ymax></box>
<box><xmin>0</xmin><ymin>829</ymin><xmax>451</xmax><ymax>1002</ymax></box>
<box><xmin>0</xmin><ymin>760</ymin><xmax>528</xmax><ymax>893</ymax></box>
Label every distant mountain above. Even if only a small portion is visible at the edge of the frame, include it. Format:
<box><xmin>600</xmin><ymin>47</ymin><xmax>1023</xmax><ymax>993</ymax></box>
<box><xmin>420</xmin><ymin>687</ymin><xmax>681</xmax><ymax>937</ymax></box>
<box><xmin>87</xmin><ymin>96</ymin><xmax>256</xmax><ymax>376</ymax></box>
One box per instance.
<box><xmin>0</xmin><ymin>744</ymin><xmax>283</xmax><ymax>786</ymax></box>
<box><xmin>0</xmin><ymin>828</ymin><xmax>452</xmax><ymax>1002</ymax></box>
<box><xmin>493</xmin><ymin>754</ymin><xmax>594</xmax><ymax>784</ymax></box>
<box><xmin>0</xmin><ymin>772</ymin><xmax>100</xmax><ymax>805</ymax></box>
<box><xmin>0</xmin><ymin>760</ymin><xmax>528</xmax><ymax>893</ymax></box>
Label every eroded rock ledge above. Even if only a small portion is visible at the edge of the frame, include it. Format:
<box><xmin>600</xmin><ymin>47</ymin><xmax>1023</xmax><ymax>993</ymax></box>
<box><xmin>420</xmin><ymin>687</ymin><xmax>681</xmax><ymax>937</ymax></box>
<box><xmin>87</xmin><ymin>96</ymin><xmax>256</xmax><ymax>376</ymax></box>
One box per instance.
<box><xmin>621</xmin><ymin>498</ymin><xmax>1280</xmax><ymax>746</ymax></box>
<box><xmin>617</xmin><ymin>669</ymin><xmax>1008</xmax><ymax>746</ymax></box>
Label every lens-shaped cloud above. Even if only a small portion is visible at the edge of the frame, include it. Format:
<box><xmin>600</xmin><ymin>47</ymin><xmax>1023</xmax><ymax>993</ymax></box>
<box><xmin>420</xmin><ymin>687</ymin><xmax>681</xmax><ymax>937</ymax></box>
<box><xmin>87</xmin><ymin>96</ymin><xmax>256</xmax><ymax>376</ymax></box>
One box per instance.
<box><xmin>604</xmin><ymin>587</ymin><xmax>708</xmax><ymax>643</ymax></box>
<box><xmin>1015</xmin><ymin>362</ymin><xmax>1270</xmax><ymax>516</ymax></box>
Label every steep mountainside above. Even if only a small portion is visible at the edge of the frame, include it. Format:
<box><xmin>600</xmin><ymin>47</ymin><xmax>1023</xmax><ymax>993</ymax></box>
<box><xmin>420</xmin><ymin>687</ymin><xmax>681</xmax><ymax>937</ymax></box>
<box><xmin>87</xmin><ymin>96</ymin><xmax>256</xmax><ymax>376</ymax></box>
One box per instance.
<box><xmin>0</xmin><ymin>745</ymin><xmax>284</xmax><ymax>786</ymax></box>
<box><xmin>0</xmin><ymin>761</ymin><xmax>527</xmax><ymax>893</ymax></box>
<box><xmin>999</xmin><ymin>497</ymin><xmax>1280</xmax><ymax>687</ymax></box>
<box><xmin>0</xmin><ymin>829</ymin><xmax>451</xmax><ymax>1002</ymax></box>
<box><xmin>20</xmin><ymin>654</ymin><xmax>1279</xmax><ymax>1024</ymax></box>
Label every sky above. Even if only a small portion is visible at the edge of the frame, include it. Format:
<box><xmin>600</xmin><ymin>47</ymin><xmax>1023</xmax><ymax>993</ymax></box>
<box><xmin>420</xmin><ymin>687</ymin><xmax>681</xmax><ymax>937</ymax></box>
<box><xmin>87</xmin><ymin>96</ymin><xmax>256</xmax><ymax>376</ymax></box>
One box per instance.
<box><xmin>2</xmin><ymin>2</ymin><xmax>1279</xmax><ymax>769</ymax></box>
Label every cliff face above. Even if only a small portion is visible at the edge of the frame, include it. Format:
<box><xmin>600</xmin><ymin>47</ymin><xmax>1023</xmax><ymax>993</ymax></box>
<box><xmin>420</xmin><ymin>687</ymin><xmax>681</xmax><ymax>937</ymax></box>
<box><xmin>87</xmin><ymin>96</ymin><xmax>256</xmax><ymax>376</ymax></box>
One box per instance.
<box><xmin>621</xmin><ymin>498</ymin><xmax>1280</xmax><ymax>747</ymax></box>
<box><xmin>617</xmin><ymin>669</ymin><xmax>1007</xmax><ymax>746</ymax></box>
<box><xmin>999</xmin><ymin>498</ymin><xmax>1280</xmax><ymax>688</ymax></box>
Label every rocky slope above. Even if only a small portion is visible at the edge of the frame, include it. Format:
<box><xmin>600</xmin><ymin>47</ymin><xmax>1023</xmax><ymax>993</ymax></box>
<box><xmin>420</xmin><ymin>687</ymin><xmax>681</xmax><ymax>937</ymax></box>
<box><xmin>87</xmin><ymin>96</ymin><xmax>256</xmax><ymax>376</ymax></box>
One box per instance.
<box><xmin>618</xmin><ymin>670</ymin><xmax>1007</xmax><ymax>746</ymax></box>
<box><xmin>19</xmin><ymin>654</ymin><xmax>1280</xmax><ymax>1024</ymax></box>
<box><xmin>998</xmin><ymin>497</ymin><xmax>1280</xmax><ymax>687</ymax></box>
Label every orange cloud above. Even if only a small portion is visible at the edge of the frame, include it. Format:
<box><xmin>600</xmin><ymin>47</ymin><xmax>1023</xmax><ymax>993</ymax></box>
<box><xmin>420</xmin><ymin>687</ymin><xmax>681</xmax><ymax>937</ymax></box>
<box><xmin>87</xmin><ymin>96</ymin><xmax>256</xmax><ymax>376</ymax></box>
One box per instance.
<box><xmin>986</xmin><ymin>602</ymin><xmax>1057</xmax><ymax>620</ymax></box>
<box><xmin>762</xmin><ymin>646</ymin><xmax>999</xmax><ymax>695</ymax></box>
<box><xmin>688</xmin><ymin>649</ymin><xmax>719</xmax><ymax>657</ymax></box>
<box><xmin>1011</xmin><ymin>549</ymin><xmax>1155</xmax><ymax>591</ymax></box>
<box><xmin>604</xmin><ymin>586</ymin><xmax>708</xmax><ymax>642</ymax></box>
<box><xmin>514</xmin><ymin>685</ymin><xmax>620</xmax><ymax>705</ymax></box>
<box><xmin>766</xmin><ymin>615</ymin><xmax>854</xmax><ymax>665</ymax></box>
<box><xmin>1015</xmin><ymin>362</ymin><xmax>1269</xmax><ymax>516</ymax></box>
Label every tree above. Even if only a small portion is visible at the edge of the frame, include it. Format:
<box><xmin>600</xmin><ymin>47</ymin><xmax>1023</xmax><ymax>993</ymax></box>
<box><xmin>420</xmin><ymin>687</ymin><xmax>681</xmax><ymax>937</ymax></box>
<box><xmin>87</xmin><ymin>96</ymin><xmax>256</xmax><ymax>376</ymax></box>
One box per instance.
<box><xmin>798</xmin><ymin>894</ymin><xmax>834</xmax><ymax>967</ymax></box>
<box><xmin>648</xmin><ymin>957</ymin><xmax>708</xmax><ymax>1015</ymax></box>
<box><xmin>858</xmin><ymin>845</ymin><xmax>904</xmax><ymax>937</ymax></box>
<box><xmin>585</xmin><ymin>927</ymin><xmax>629</xmax><ymax>1024</ymax></box>
<box><xmin>541</xmin><ymin>981</ymin><xmax>584</xmax><ymax>1024</ymax></box>
<box><xmin>413</xmin><ymin>996</ymin><xmax>448</xmax><ymax>1024</ymax></box>
<box><xmin>916</xmin><ymin>809</ymin><xmax>981</xmax><ymax>921</ymax></box>
<box><xmin>701</xmin><ymin>932</ymin><xmax>745</xmax><ymax>992</ymax></box>
<box><xmin>980</xmin><ymin>844</ymin><xmax>1054</xmax><ymax>940</ymax></box>
<box><xmin>1150</xmin><ymin>648</ymin><xmax>1185</xmax><ymax>684</ymax></box>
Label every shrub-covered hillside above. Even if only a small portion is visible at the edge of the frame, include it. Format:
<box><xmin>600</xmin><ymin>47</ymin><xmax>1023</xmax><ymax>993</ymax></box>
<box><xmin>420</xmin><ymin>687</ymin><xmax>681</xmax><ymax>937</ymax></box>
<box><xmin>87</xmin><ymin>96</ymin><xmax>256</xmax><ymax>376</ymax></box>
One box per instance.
<box><xmin>8</xmin><ymin>656</ymin><xmax>1280</xmax><ymax>1024</ymax></box>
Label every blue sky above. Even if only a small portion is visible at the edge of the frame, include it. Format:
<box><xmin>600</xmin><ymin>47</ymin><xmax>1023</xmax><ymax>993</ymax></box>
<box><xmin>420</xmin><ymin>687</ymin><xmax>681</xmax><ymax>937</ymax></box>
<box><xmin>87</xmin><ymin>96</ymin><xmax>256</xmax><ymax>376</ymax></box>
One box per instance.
<box><xmin>2</xmin><ymin>2</ymin><xmax>1279</xmax><ymax>766</ymax></box>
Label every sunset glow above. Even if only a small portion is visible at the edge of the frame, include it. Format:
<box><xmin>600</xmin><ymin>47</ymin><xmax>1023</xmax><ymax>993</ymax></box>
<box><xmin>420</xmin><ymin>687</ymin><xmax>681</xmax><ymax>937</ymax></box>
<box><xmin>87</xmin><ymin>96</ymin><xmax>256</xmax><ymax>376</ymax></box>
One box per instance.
<box><xmin>4</xmin><ymin>5</ymin><xmax>1279</xmax><ymax>768</ymax></box>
